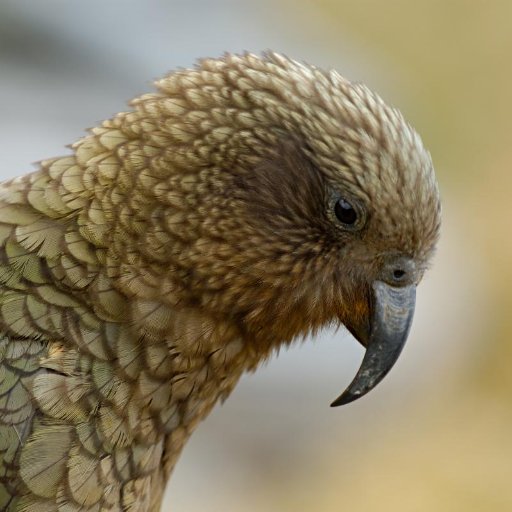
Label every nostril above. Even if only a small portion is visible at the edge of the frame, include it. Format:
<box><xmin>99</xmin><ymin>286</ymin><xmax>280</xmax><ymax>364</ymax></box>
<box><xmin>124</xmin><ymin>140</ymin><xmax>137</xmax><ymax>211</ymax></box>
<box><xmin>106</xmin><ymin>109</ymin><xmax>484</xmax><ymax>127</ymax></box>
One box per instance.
<box><xmin>381</xmin><ymin>256</ymin><xmax>416</xmax><ymax>286</ymax></box>
<box><xmin>393</xmin><ymin>269</ymin><xmax>406</xmax><ymax>281</ymax></box>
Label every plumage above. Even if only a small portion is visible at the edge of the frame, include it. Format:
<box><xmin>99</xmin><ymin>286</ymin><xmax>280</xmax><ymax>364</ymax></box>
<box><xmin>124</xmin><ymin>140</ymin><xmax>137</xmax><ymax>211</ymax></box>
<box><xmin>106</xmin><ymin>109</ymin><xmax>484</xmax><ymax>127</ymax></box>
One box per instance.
<box><xmin>0</xmin><ymin>52</ymin><xmax>440</xmax><ymax>511</ymax></box>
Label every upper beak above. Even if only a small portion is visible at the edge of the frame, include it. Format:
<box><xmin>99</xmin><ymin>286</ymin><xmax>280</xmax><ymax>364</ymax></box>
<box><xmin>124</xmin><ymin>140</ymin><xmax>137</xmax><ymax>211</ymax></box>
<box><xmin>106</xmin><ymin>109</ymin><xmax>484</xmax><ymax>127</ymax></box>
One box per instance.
<box><xmin>331</xmin><ymin>280</ymin><xmax>416</xmax><ymax>406</ymax></box>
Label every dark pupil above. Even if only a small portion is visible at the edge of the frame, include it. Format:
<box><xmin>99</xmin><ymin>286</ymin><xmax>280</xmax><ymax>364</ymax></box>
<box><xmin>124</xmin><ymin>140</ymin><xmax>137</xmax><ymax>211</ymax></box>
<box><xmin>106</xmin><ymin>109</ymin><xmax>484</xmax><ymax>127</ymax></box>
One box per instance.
<box><xmin>335</xmin><ymin>198</ymin><xmax>357</xmax><ymax>225</ymax></box>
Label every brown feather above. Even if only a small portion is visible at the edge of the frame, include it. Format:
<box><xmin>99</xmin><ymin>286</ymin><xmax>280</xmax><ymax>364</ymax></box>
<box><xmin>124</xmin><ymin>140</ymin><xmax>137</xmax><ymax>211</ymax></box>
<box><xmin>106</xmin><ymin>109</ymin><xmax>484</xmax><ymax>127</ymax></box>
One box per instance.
<box><xmin>0</xmin><ymin>52</ymin><xmax>440</xmax><ymax>511</ymax></box>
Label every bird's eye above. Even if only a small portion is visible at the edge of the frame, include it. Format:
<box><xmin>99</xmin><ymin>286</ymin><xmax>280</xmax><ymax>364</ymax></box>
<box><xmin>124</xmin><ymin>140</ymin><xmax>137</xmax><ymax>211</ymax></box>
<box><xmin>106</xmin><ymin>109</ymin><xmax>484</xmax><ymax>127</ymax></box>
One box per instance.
<box><xmin>334</xmin><ymin>198</ymin><xmax>358</xmax><ymax>226</ymax></box>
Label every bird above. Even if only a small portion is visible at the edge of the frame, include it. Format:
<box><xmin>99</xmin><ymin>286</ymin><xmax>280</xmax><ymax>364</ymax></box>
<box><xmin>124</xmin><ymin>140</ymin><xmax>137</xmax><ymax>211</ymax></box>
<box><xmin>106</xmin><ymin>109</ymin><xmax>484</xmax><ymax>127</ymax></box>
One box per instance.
<box><xmin>0</xmin><ymin>51</ymin><xmax>440</xmax><ymax>511</ymax></box>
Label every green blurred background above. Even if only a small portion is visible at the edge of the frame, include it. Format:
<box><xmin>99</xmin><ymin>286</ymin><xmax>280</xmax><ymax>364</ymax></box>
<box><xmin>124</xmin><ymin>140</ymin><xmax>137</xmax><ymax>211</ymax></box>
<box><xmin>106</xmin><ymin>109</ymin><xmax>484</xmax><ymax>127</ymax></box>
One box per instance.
<box><xmin>0</xmin><ymin>1</ymin><xmax>510</xmax><ymax>510</ymax></box>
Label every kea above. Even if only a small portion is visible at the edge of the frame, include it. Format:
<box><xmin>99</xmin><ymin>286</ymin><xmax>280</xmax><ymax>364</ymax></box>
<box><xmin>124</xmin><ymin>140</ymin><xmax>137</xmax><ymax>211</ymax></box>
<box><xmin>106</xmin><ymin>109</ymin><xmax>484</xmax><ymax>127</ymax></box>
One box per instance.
<box><xmin>0</xmin><ymin>52</ymin><xmax>440</xmax><ymax>511</ymax></box>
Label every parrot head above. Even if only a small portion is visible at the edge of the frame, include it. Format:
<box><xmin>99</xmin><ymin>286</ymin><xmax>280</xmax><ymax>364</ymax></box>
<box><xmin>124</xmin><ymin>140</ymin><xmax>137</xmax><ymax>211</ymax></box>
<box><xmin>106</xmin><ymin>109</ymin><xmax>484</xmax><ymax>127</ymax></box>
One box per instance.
<box><xmin>148</xmin><ymin>52</ymin><xmax>441</xmax><ymax>405</ymax></box>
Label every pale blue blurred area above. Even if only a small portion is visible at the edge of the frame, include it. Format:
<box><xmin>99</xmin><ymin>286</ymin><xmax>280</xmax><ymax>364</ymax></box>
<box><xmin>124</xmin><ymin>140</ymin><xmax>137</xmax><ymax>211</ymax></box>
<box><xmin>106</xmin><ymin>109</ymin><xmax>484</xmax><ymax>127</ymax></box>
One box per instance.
<box><xmin>0</xmin><ymin>2</ymin><xmax>485</xmax><ymax>511</ymax></box>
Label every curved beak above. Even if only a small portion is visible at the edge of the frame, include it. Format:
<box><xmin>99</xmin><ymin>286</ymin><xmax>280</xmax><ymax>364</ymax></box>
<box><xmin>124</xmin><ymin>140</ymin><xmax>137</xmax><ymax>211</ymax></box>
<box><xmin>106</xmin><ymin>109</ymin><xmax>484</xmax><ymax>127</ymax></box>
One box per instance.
<box><xmin>331</xmin><ymin>281</ymin><xmax>416</xmax><ymax>406</ymax></box>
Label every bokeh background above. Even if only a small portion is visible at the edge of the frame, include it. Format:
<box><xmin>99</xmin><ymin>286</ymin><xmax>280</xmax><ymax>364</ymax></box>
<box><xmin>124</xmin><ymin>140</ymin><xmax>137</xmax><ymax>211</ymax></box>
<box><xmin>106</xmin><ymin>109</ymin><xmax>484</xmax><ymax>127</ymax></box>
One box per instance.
<box><xmin>0</xmin><ymin>1</ymin><xmax>510</xmax><ymax>510</ymax></box>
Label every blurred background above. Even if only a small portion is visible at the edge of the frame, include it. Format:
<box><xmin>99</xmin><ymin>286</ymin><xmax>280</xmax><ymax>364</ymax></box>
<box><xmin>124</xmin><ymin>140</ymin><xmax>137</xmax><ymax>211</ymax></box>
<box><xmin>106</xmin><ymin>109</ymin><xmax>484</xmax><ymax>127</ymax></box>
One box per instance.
<box><xmin>0</xmin><ymin>0</ymin><xmax>510</xmax><ymax>510</ymax></box>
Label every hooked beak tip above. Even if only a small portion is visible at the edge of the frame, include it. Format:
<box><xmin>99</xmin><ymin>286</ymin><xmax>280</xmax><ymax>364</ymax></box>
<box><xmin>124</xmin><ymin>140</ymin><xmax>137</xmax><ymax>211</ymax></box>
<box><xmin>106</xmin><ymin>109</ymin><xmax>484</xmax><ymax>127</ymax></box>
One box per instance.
<box><xmin>331</xmin><ymin>281</ymin><xmax>416</xmax><ymax>407</ymax></box>
<box><xmin>330</xmin><ymin>390</ymin><xmax>363</xmax><ymax>407</ymax></box>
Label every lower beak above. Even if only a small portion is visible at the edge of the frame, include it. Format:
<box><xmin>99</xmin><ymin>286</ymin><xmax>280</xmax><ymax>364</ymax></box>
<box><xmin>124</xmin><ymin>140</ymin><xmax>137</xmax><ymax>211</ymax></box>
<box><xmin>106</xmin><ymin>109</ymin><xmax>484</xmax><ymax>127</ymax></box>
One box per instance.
<box><xmin>331</xmin><ymin>281</ymin><xmax>416</xmax><ymax>406</ymax></box>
